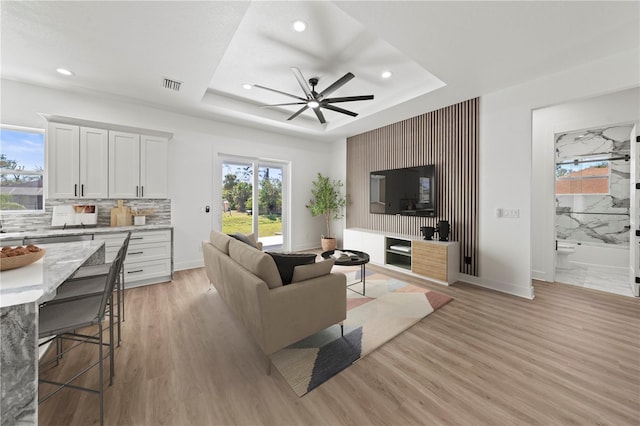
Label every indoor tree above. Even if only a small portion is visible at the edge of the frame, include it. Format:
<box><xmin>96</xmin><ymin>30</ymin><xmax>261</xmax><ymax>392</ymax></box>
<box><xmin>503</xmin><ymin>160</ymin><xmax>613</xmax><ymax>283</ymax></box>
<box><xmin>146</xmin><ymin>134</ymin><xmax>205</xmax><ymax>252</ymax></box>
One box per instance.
<box><xmin>306</xmin><ymin>173</ymin><xmax>346</xmax><ymax>251</ymax></box>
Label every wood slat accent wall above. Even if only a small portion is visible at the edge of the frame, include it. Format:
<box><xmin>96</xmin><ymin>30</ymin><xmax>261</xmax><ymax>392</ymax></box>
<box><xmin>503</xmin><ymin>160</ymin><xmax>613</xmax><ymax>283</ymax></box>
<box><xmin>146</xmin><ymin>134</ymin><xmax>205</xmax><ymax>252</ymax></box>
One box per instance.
<box><xmin>346</xmin><ymin>98</ymin><xmax>479</xmax><ymax>276</ymax></box>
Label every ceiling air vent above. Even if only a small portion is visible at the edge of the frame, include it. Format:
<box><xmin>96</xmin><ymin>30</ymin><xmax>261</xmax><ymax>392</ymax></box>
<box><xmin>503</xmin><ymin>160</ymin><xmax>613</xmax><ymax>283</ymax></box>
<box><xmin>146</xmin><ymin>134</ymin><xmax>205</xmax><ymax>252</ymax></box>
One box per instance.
<box><xmin>161</xmin><ymin>76</ymin><xmax>182</xmax><ymax>92</ymax></box>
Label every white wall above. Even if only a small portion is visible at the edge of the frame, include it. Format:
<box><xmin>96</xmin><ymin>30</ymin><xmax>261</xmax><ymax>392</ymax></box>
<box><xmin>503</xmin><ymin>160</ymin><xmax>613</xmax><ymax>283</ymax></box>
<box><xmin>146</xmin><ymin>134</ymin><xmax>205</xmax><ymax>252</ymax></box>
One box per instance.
<box><xmin>329</xmin><ymin>139</ymin><xmax>348</xmax><ymax>247</ymax></box>
<box><xmin>469</xmin><ymin>48</ymin><xmax>639</xmax><ymax>299</ymax></box>
<box><xmin>0</xmin><ymin>79</ymin><xmax>344</xmax><ymax>271</ymax></box>
<box><xmin>531</xmin><ymin>87</ymin><xmax>640</xmax><ymax>282</ymax></box>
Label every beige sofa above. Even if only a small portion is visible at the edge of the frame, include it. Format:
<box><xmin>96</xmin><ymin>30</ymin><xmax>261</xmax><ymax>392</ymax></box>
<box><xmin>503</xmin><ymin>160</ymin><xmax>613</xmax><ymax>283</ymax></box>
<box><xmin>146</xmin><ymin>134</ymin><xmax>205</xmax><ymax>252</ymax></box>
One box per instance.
<box><xmin>202</xmin><ymin>230</ymin><xmax>347</xmax><ymax>366</ymax></box>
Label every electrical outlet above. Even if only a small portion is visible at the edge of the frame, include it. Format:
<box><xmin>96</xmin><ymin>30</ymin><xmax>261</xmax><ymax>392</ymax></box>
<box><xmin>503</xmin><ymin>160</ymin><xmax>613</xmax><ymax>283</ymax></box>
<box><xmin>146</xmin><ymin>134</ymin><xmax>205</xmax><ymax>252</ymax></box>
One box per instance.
<box><xmin>464</xmin><ymin>256</ymin><xmax>471</xmax><ymax>265</ymax></box>
<box><xmin>502</xmin><ymin>208</ymin><xmax>520</xmax><ymax>218</ymax></box>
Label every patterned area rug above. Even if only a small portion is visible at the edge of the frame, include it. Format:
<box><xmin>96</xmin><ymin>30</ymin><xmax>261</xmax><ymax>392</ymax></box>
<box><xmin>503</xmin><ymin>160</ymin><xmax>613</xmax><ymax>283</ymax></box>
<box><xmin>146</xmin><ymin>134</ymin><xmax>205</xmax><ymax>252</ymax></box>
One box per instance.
<box><xmin>270</xmin><ymin>268</ymin><xmax>453</xmax><ymax>396</ymax></box>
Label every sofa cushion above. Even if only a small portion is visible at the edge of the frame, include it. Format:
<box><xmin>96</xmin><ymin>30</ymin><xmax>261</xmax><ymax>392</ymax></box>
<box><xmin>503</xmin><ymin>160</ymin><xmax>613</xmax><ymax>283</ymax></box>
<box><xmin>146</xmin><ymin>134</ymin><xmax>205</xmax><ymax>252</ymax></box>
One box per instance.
<box><xmin>291</xmin><ymin>259</ymin><xmax>335</xmax><ymax>283</ymax></box>
<box><xmin>229</xmin><ymin>232</ymin><xmax>258</xmax><ymax>249</ymax></box>
<box><xmin>228</xmin><ymin>238</ymin><xmax>282</xmax><ymax>289</ymax></box>
<box><xmin>267</xmin><ymin>252</ymin><xmax>317</xmax><ymax>285</ymax></box>
<box><xmin>210</xmin><ymin>230</ymin><xmax>233</xmax><ymax>254</ymax></box>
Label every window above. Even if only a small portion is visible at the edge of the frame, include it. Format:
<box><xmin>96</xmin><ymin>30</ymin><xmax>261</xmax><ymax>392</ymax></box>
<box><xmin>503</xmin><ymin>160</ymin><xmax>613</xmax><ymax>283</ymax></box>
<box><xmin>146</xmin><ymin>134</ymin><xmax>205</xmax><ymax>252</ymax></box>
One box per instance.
<box><xmin>555</xmin><ymin>160</ymin><xmax>609</xmax><ymax>195</ymax></box>
<box><xmin>0</xmin><ymin>125</ymin><xmax>45</xmax><ymax>211</ymax></box>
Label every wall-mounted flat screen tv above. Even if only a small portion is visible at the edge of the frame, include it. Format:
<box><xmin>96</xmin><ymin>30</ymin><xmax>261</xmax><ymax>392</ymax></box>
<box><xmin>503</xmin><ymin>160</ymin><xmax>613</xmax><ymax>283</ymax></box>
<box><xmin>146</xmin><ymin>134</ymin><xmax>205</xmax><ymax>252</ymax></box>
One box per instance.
<box><xmin>370</xmin><ymin>165</ymin><xmax>436</xmax><ymax>216</ymax></box>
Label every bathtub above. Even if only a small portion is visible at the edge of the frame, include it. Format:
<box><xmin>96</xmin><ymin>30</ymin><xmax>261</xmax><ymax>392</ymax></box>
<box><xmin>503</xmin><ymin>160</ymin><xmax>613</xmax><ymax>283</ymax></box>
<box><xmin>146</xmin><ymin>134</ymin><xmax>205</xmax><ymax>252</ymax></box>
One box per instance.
<box><xmin>558</xmin><ymin>239</ymin><xmax>629</xmax><ymax>268</ymax></box>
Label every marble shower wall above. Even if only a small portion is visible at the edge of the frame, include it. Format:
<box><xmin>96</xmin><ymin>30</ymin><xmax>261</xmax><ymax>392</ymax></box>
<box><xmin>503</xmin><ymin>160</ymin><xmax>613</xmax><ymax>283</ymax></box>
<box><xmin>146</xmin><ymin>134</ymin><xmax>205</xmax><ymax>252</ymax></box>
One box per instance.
<box><xmin>555</xmin><ymin>125</ymin><xmax>632</xmax><ymax>246</ymax></box>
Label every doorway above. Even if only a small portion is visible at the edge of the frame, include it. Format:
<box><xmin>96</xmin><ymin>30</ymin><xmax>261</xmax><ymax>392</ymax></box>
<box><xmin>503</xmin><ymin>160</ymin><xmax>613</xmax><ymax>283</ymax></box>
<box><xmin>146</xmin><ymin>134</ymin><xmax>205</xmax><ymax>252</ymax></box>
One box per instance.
<box><xmin>220</xmin><ymin>156</ymin><xmax>288</xmax><ymax>251</ymax></box>
<box><xmin>553</xmin><ymin>124</ymin><xmax>633</xmax><ymax>297</ymax></box>
<box><xmin>531</xmin><ymin>88</ymin><xmax>640</xmax><ymax>297</ymax></box>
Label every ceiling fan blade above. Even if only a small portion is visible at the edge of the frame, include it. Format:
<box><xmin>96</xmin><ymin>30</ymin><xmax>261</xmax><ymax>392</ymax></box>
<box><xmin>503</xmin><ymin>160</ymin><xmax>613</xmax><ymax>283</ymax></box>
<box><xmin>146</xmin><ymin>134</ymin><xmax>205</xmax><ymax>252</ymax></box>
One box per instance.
<box><xmin>253</xmin><ymin>84</ymin><xmax>307</xmax><ymax>101</ymax></box>
<box><xmin>260</xmin><ymin>102</ymin><xmax>306</xmax><ymax>108</ymax></box>
<box><xmin>287</xmin><ymin>105</ymin><xmax>309</xmax><ymax>121</ymax></box>
<box><xmin>323</xmin><ymin>95</ymin><xmax>374</xmax><ymax>103</ymax></box>
<box><xmin>322</xmin><ymin>104</ymin><xmax>358</xmax><ymax>117</ymax></box>
<box><xmin>291</xmin><ymin>67</ymin><xmax>313</xmax><ymax>100</ymax></box>
<box><xmin>318</xmin><ymin>72</ymin><xmax>355</xmax><ymax>99</ymax></box>
<box><xmin>313</xmin><ymin>108</ymin><xmax>326</xmax><ymax>124</ymax></box>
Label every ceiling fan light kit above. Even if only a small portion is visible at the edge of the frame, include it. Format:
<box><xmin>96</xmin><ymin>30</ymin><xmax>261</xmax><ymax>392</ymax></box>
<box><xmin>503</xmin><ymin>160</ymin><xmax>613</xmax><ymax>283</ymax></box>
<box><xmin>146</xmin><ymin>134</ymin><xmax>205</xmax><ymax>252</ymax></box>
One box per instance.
<box><xmin>255</xmin><ymin>67</ymin><xmax>374</xmax><ymax>125</ymax></box>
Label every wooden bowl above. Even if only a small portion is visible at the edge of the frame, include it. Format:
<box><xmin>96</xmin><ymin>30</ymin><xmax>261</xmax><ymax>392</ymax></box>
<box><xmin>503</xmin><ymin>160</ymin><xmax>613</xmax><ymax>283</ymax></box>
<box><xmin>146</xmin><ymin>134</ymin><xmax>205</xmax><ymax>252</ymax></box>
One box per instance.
<box><xmin>0</xmin><ymin>249</ymin><xmax>46</xmax><ymax>271</ymax></box>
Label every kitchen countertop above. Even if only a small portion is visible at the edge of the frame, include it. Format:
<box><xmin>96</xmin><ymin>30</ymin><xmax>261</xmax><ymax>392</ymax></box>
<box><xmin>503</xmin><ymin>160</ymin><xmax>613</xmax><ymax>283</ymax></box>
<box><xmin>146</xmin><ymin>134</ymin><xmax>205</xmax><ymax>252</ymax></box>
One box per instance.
<box><xmin>0</xmin><ymin>239</ymin><xmax>106</xmax><ymax>426</ymax></box>
<box><xmin>0</xmin><ymin>224</ymin><xmax>173</xmax><ymax>242</ymax></box>
<box><xmin>0</xmin><ymin>240</ymin><xmax>105</xmax><ymax>308</ymax></box>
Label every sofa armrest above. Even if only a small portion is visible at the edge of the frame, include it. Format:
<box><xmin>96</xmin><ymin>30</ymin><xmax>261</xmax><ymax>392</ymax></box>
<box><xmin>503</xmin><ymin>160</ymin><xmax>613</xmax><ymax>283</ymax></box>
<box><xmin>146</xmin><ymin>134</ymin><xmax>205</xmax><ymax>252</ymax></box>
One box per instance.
<box><xmin>259</xmin><ymin>272</ymin><xmax>347</xmax><ymax>355</ymax></box>
<box><xmin>202</xmin><ymin>241</ymin><xmax>222</xmax><ymax>293</ymax></box>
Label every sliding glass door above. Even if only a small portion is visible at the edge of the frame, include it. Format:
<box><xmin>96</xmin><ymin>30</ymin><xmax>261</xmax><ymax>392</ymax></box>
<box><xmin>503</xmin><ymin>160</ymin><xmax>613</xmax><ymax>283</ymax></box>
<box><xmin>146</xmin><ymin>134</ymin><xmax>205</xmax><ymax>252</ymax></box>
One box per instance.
<box><xmin>221</xmin><ymin>157</ymin><xmax>287</xmax><ymax>251</ymax></box>
<box><xmin>256</xmin><ymin>163</ymin><xmax>284</xmax><ymax>249</ymax></box>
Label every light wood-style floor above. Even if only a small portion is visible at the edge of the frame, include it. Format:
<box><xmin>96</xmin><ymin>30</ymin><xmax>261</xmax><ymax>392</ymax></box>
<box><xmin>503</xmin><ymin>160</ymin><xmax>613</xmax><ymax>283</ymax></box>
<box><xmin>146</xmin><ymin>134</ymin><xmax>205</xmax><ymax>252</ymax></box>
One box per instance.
<box><xmin>39</xmin><ymin>265</ymin><xmax>640</xmax><ymax>425</ymax></box>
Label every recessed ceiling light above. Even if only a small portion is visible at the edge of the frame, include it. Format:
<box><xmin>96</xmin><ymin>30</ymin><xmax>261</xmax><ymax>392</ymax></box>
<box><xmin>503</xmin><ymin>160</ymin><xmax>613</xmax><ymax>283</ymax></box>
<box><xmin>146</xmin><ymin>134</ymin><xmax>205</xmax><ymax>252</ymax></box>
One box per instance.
<box><xmin>56</xmin><ymin>68</ymin><xmax>74</xmax><ymax>76</ymax></box>
<box><xmin>292</xmin><ymin>20</ymin><xmax>307</xmax><ymax>32</ymax></box>
<box><xmin>381</xmin><ymin>70</ymin><xmax>392</xmax><ymax>79</ymax></box>
<box><xmin>242</xmin><ymin>83</ymin><xmax>252</xmax><ymax>90</ymax></box>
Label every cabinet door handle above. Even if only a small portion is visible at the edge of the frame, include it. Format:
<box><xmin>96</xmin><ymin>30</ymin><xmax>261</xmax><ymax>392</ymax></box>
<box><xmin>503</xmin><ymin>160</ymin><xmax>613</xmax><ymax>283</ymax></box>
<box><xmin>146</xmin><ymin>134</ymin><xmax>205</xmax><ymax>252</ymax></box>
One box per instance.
<box><xmin>81</xmin><ymin>184</ymin><xmax>84</xmax><ymax>197</ymax></box>
<box><xmin>127</xmin><ymin>269</ymin><xmax>144</xmax><ymax>274</ymax></box>
<box><xmin>131</xmin><ymin>237</ymin><xmax>144</xmax><ymax>240</ymax></box>
<box><xmin>136</xmin><ymin>186</ymin><xmax>139</xmax><ymax>197</ymax></box>
<box><xmin>74</xmin><ymin>184</ymin><xmax>78</xmax><ymax>197</ymax></box>
<box><xmin>128</xmin><ymin>251</ymin><xmax>144</xmax><ymax>255</ymax></box>
<box><xmin>141</xmin><ymin>186</ymin><xmax>144</xmax><ymax>197</ymax></box>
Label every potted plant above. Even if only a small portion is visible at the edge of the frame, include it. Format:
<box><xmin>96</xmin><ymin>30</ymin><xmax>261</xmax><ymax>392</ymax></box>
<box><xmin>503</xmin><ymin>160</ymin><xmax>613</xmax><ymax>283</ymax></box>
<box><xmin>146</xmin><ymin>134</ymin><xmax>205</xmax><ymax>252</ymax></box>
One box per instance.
<box><xmin>306</xmin><ymin>173</ymin><xmax>347</xmax><ymax>251</ymax></box>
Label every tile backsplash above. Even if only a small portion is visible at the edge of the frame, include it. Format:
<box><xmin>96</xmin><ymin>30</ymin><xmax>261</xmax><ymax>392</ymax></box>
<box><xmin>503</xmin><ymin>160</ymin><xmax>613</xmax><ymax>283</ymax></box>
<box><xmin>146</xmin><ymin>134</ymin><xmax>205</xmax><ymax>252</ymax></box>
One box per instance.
<box><xmin>0</xmin><ymin>199</ymin><xmax>171</xmax><ymax>232</ymax></box>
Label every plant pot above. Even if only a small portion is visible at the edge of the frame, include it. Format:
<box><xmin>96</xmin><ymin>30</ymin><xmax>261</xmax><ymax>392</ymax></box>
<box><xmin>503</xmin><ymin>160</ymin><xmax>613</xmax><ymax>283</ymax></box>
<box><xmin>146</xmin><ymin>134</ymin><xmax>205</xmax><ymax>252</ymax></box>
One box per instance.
<box><xmin>321</xmin><ymin>237</ymin><xmax>337</xmax><ymax>252</ymax></box>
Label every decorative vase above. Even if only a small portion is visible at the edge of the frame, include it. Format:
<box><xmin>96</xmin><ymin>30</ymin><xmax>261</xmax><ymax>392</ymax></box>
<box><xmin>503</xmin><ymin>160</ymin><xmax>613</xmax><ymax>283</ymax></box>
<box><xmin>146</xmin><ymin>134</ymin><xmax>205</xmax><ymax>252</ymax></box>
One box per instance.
<box><xmin>420</xmin><ymin>226</ymin><xmax>436</xmax><ymax>240</ymax></box>
<box><xmin>437</xmin><ymin>220</ymin><xmax>450</xmax><ymax>241</ymax></box>
<box><xmin>321</xmin><ymin>237</ymin><xmax>337</xmax><ymax>252</ymax></box>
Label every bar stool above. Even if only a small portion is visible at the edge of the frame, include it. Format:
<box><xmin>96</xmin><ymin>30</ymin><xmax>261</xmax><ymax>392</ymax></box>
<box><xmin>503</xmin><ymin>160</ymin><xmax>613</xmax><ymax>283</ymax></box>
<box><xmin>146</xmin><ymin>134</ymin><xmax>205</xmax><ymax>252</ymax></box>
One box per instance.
<box><xmin>38</xmin><ymin>248</ymin><xmax>123</xmax><ymax>426</ymax></box>
<box><xmin>56</xmin><ymin>232</ymin><xmax>131</xmax><ymax>345</ymax></box>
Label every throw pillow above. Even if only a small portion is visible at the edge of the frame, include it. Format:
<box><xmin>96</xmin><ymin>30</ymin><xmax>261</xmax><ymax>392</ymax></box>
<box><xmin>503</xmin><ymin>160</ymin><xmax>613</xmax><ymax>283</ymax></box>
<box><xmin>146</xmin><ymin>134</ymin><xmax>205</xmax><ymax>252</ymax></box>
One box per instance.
<box><xmin>291</xmin><ymin>259</ymin><xmax>335</xmax><ymax>283</ymax></box>
<box><xmin>229</xmin><ymin>232</ymin><xmax>258</xmax><ymax>249</ymax></box>
<box><xmin>267</xmin><ymin>252</ymin><xmax>317</xmax><ymax>285</ymax></box>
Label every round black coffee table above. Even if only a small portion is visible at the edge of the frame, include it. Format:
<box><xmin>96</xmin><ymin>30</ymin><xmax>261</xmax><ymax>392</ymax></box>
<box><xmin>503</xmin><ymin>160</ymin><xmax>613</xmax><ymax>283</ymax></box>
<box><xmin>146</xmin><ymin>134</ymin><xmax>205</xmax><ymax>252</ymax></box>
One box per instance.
<box><xmin>321</xmin><ymin>249</ymin><xmax>370</xmax><ymax>295</ymax></box>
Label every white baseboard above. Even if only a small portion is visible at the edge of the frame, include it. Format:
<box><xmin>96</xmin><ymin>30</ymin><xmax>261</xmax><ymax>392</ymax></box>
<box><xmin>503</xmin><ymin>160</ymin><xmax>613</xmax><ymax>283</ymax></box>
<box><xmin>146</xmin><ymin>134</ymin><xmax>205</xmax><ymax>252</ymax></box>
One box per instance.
<box><xmin>629</xmin><ymin>266</ymin><xmax>639</xmax><ymax>297</ymax></box>
<box><xmin>532</xmin><ymin>269</ymin><xmax>551</xmax><ymax>282</ymax></box>
<box><xmin>290</xmin><ymin>242</ymin><xmax>322</xmax><ymax>252</ymax></box>
<box><xmin>175</xmin><ymin>259</ymin><xmax>204</xmax><ymax>271</ymax></box>
<box><xmin>458</xmin><ymin>273</ymin><xmax>535</xmax><ymax>299</ymax></box>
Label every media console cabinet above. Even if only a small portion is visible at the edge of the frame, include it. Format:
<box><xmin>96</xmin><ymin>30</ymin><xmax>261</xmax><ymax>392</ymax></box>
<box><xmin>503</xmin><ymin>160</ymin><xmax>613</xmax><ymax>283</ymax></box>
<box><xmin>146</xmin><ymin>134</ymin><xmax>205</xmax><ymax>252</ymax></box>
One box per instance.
<box><xmin>343</xmin><ymin>228</ymin><xmax>459</xmax><ymax>286</ymax></box>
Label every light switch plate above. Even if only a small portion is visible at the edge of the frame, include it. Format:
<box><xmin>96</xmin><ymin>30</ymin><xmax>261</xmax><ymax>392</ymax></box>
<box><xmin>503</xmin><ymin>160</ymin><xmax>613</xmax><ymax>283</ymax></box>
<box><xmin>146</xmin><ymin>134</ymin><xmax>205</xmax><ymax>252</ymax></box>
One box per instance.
<box><xmin>502</xmin><ymin>208</ymin><xmax>520</xmax><ymax>218</ymax></box>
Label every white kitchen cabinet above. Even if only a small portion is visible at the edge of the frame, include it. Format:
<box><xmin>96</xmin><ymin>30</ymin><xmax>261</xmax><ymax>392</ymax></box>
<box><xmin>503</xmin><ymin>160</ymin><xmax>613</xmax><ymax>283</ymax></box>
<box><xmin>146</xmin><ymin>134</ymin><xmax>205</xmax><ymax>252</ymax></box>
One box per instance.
<box><xmin>47</xmin><ymin>123</ymin><xmax>108</xmax><ymax>199</ymax></box>
<box><xmin>125</xmin><ymin>229</ymin><xmax>173</xmax><ymax>287</ymax></box>
<box><xmin>140</xmin><ymin>135</ymin><xmax>169</xmax><ymax>199</ymax></box>
<box><xmin>108</xmin><ymin>131</ymin><xmax>140</xmax><ymax>199</ymax></box>
<box><xmin>93</xmin><ymin>232</ymin><xmax>128</xmax><ymax>262</ymax></box>
<box><xmin>93</xmin><ymin>228</ymin><xmax>173</xmax><ymax>287</ymax></box>
<box><xmin>109</xmin><ymin>132</ymin><xmax>168</xmax><ymax>199</ymax></box>
<box><xmin>80</xmin><ymin>127</ymin><xmax>110</xmax><ymax>198</ymax></box>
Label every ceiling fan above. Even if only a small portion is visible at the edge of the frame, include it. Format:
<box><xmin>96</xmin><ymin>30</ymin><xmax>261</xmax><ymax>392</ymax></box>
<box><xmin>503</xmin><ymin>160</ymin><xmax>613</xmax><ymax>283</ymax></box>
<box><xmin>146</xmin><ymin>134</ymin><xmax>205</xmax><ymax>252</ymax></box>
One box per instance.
<box><xmin>254</xmin><ymin>67</ymin><xmax>374</xmax><ymax>124</ymax></box>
